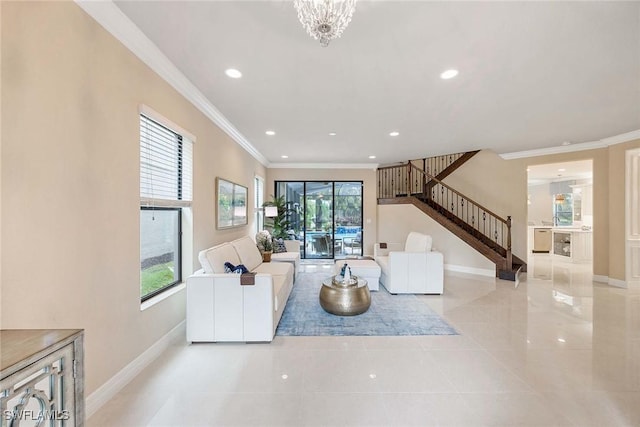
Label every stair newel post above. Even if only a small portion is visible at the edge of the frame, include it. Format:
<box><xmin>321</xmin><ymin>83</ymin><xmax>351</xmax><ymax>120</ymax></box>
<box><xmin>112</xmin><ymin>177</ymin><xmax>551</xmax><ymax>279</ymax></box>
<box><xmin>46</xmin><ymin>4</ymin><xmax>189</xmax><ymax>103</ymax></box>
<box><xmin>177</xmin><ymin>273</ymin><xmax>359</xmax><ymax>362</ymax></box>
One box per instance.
<box><xmin>407</xmin><ymin>162</ymin><xmax>411</xmax><ymax>196</ymax></box>
<box><xmin>506</xmin><ymin>216</ymin><xmax>513</xmax><ymax>271</ymax></box>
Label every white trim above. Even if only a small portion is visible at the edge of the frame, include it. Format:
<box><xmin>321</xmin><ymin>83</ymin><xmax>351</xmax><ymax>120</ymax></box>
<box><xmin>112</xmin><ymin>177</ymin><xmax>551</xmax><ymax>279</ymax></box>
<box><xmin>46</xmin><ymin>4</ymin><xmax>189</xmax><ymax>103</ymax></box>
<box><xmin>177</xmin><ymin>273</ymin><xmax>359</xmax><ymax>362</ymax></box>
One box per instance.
<box><xmin>500</xmin><ymin>129</ymin><xmax>640</xmax><ymax>160</ymax></box>
<box><xmin>140</xmin><ymin>283</ymin><xmax>186</xmax><ymax>311</ymax></box>
<box><xmin>602</xmin><ymin>129</ymin><xmax>640</xmax><ymax>146</ymax></box>
<box><xmin>86</xmin><ymin>321</ymin><xmax>186</xmax><ymax>418</ymax></box>
<box><xmin>139</xmin><ymin>105</ymin><xmax>196</xmax><ymax>142</ymax></box>
<box><xmin>75</xmin><ymin>0</ymin><xmax>268</xmax><ymax>166</ymax></box>
<box><xmin>609</xmin><ymin>278</ymin><xmax>628</xmax><ymax>289</ymax></box>
<box><xmin>593</xmin><ymin>274</ymin><xmax>609</xmax><ymax>284</ymax></box>
<box><xmin>592</xmin><ymin>275</ymin><xmax>628</xmax><ymax>288</ymax></box>
<box><xmin>626</xmin><ymin>148</ymin><xmax>640</xmax><ymax>285</ymax></box>
<box><xmin>444</xmin><ymin>264</ymin><xmax>495</xmax><ymax>278</ymax></box>
<box><xmin>268</xmin><ymin>162</ymin><xmax>379</xmax><ymax>169</ymax></box>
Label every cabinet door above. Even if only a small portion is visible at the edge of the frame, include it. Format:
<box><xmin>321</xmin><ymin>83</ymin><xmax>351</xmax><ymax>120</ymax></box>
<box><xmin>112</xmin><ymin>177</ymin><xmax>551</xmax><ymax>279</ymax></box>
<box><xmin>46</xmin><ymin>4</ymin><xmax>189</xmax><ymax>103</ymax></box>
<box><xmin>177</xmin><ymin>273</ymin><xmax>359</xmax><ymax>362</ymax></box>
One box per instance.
<box><xmin>0</xmin><ymin>343</ymin><xmax>76</xmax><ymax>426</ymax></box>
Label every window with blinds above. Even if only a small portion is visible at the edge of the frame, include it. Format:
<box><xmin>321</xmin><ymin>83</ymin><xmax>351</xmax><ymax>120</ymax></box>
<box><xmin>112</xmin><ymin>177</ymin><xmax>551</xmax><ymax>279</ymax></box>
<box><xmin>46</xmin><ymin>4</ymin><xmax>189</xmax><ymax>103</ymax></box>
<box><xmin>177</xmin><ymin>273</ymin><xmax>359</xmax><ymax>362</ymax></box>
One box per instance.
<box><xmin>140</xmin><ymin>114</ymin><xmax>192</xmax><ymax>206</ymax></box>
<box><xmin>139</xmin><ymin>113</ymin><xmax>192</xmax><ymax>302</ymax></box>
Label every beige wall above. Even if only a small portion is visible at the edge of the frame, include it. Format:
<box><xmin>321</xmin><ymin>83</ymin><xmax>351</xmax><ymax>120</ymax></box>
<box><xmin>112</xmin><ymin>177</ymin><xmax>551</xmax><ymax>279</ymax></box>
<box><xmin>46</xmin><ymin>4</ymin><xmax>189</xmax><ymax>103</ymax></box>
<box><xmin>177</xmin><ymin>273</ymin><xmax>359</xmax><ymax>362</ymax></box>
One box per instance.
<box><xmin>510</xmin><ymin>139</ymin><xmax>640</xmax><ymax>282</ymax></box>
<box><xmin>375</xmin><ymin>144</ymin><xmax>638</xmax><ymax>284</ymax></box>
<box><xmin>441</xmin><ymin>150</ymin><xmax>529</xmax><ymax>259</ymax></box>
<box><xmin>374</xmin><ymin>151</ymin><xmax>527</xmax><ymax>274</ymax></box>
<box><xmin>378</xmin><ymin>204</ymin><xmax>495</xmax><ymax>275</ymax></box>
<box><xmin>266</xmin><ymin>168</ymin><xmax>377</xmax><ymax>255</ymax></box>
<box><xmin>1</xmin><ymin>2</ymin><xmax>265</xmax><ymax>395</ymax></box>
<box><xmin>608</xmin><ymin>139</ymin><xmax>640</xmax><ymax>280</ymax></box>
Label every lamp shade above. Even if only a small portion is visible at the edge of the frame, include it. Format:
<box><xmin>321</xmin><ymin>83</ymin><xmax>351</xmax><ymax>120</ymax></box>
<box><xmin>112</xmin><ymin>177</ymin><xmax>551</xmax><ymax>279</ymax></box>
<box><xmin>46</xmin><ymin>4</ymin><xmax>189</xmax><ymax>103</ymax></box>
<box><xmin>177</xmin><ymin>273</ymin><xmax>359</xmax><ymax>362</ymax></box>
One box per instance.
<box><xmin>264</xmin><ymin>206</ymin><xmax>278</xmax><ymax>217</ymax></box>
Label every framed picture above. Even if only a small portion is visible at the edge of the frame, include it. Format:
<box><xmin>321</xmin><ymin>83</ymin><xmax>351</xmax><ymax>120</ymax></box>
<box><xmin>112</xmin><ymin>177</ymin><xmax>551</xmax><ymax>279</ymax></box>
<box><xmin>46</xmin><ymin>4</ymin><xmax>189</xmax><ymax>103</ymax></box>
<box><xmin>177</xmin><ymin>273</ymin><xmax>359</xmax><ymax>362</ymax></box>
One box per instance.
<box><xmin>216</xmin><ymin>178</ymin><xmax>248</xmax><ymax>229</ymax></box>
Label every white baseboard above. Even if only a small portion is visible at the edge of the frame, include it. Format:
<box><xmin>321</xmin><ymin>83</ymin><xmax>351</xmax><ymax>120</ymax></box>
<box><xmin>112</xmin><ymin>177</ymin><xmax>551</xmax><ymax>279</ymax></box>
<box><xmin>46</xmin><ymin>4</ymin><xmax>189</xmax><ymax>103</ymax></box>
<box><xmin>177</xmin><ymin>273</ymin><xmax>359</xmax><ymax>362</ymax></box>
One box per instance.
<box><xmin>593</xmin><ymin>275</ymin><xmax>628</xmax><ymax>288</ymax></box>
<box><xmin>445</xmin><ymin>264</ymin><xmax>495</xmax><ymax>278</ymax></box>
<box><xmin>86</xmin><ymin>320</ymin><xmax>186</xmax><ymax>418</ymax></box>
<box><xmin>609</xmin><ymin>278</ymin><xmax>628</xmax><ymax>288</ymax></box>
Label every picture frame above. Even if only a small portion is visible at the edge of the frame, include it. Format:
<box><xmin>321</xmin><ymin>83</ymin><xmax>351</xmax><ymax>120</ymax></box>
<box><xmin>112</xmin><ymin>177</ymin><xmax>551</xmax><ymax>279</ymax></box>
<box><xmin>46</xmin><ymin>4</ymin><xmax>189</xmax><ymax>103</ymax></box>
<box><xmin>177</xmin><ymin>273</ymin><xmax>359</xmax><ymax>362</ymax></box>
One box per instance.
<box><xmin>216</xmin><ymin>177</ymin><xmax>248</xmax><ymax>229</ymax></box>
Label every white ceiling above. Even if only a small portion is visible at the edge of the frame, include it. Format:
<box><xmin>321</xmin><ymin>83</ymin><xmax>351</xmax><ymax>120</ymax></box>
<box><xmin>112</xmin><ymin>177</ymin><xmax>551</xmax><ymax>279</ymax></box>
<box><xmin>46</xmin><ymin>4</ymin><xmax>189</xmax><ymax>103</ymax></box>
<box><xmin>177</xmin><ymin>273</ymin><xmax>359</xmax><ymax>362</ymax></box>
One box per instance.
<box><xmin>114</xmin><ymin>1</ymin><xmax>640</xmax><ymax>165</ymax></box>
<box><xmin>527</xmin><ymin>159</ymin><xmax>592</xmax><ymax>185</ymax></box>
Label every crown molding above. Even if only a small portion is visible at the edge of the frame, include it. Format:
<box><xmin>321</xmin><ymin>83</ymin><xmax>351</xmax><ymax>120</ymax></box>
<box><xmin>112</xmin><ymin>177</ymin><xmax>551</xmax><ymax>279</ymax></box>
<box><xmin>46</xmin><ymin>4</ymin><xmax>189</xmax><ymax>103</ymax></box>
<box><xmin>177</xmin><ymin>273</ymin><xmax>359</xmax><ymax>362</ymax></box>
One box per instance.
<box><xmin>267</xmin><ymin>162</ymin><xmax>379</xmax><ymax>169</ymax></box>
<box><xmin>601</xmin><ymin>129</ymin><xmax>640</xmax><ymax>146</ymax></box>
<box><xmin>500</xmin><ymin>129</ymin><xmax>640</xmax><ymax>160</ymax></box>
<box><xmin>75</xmin><ymin>0</ymin><xmax>269</xmax><ymax>166</ymax></box>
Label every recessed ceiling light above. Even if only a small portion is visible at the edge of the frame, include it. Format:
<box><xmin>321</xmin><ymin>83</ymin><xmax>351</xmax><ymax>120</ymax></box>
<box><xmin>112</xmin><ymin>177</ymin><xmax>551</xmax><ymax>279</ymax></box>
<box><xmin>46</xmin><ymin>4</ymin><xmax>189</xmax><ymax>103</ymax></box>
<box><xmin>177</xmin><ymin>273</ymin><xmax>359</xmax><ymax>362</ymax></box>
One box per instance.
<box><xmin>328</xmin><ymin>132</ymin><xmax>337</xmax><ymax>136</ymax></box>
<box><xmin>369</xmin><ymin>155</ymin><xmax>376</xmax><ymax>159</ymax></box>
<box><xmin>440</xmin><ymin>69</ymin><xmax>459</xmax><ymax>79</ymax></box>
<box><xmin>389</xmin><ymin>131</ymin><xmax>400</xmax><ymax>137</ymax></box>
<box><xmin>281</xmin><ymin>155</ymin><xmax>288</xmax><ymax>159</ymax></box>
<box><xmin>265</xmin><ymin>130</ymin><xmax>276</xmax><ymax>136</ymax></box>
<box><xmin>526</xmin><ymin>168</ymin><xmax>531</xmax><ymax>172</ymax></box>
<box><xmin>225</xmin><ymin>68</ymin><xmax>242</xmax><ymax>79</ymax></box>
<box><xmin>561</xmin><ymin>141</ymin><xmax>571</xmax><ymax>146</ymax></box>
<box><xmin>558</xmin><ymin>168</ymin><xmax>566</xmax><ymax>172</ymax></box>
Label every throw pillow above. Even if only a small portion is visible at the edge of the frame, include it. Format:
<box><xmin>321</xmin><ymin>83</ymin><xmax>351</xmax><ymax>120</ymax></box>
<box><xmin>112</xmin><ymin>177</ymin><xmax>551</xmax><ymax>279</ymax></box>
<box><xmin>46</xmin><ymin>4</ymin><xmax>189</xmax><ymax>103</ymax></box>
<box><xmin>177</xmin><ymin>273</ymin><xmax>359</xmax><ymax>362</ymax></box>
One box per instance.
<box><xmin>224</xmin><ymin>262</ymin><xmax>249</xmax><ymax>274</ymax></box>
<box><xmin>273</xmin><ymin>238</ymin><xmax>287</xmax><ymax>253</ymax></box>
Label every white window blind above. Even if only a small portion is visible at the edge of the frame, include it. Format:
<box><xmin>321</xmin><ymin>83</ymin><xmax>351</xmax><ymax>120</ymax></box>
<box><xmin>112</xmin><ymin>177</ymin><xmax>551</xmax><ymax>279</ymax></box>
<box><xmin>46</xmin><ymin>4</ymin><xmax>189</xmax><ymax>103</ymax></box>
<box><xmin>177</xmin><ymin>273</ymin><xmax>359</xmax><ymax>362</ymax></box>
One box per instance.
<box><xmin>140</xmin><ymin>114</ymin><xmax>192</xmax><ymax>207</ymax></box>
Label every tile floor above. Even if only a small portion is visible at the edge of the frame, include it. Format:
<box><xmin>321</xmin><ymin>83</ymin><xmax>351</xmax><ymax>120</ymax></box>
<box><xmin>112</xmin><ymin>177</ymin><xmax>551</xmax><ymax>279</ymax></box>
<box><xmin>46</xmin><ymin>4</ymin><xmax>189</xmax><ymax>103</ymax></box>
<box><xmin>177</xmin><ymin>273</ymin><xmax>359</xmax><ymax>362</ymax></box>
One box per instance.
<box><xmin>88</xmin><ymin>256</ymin><xmax>640</xmax><ymax>426</ymax></box>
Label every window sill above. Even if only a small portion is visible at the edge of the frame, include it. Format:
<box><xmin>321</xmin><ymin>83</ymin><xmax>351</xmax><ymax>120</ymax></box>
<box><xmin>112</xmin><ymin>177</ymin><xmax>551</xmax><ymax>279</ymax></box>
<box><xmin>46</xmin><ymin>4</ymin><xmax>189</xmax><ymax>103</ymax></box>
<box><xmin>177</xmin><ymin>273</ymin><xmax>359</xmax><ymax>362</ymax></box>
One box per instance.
<box><xmin>141</xmin><ymin>282</ymin><xmax>186</xmax><ymax>311</ymax></box>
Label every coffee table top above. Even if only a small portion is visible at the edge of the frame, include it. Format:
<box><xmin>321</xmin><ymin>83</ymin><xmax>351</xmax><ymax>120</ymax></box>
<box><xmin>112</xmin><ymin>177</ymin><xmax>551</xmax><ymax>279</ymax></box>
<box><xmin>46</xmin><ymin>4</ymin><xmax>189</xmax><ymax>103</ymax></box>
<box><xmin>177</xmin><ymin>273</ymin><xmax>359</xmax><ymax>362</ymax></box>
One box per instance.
<box><xmin>322</xmin><ymin>275</ymin><xmax>368</xmax><ymax>290</ymax></box>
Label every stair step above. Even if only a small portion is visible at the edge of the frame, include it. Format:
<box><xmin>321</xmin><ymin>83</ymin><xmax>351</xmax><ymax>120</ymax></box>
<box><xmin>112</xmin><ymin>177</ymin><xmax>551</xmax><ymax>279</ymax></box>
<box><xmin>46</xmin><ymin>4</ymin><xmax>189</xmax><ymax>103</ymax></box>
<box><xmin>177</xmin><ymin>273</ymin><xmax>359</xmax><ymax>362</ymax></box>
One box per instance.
<box><xmin>498</xmin><ymin>263</ymin><xmax>524</xmax><ymax>282</ymax></box>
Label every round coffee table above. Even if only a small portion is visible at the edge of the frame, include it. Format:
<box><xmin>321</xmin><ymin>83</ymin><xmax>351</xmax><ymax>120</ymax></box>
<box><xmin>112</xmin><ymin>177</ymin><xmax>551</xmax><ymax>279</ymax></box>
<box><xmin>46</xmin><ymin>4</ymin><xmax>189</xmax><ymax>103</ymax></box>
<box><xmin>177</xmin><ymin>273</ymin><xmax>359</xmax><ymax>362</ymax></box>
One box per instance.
<box><xmin>319</xmin><ymin>275</ymin><xmax>371</xmax><ymax>316</ymax></box>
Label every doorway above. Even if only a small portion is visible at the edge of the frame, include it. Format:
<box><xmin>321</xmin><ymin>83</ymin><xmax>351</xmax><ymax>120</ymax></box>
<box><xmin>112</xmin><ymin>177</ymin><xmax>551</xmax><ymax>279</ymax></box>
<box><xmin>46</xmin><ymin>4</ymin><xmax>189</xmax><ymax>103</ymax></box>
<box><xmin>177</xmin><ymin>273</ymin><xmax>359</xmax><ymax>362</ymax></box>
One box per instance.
<box><xmin>275</xmin><ymin>181</ymin><xmax>363</xmax><ymax>259</ymax></box>
<box><xmin>626</xmin><ymin>149</ymin><xmax>640</xmax><ymax>285</ymax></box>
<box><xmin>527</xmin><ymin>160</ymin><xmax>593</xmax><ymax>282</ymax></box>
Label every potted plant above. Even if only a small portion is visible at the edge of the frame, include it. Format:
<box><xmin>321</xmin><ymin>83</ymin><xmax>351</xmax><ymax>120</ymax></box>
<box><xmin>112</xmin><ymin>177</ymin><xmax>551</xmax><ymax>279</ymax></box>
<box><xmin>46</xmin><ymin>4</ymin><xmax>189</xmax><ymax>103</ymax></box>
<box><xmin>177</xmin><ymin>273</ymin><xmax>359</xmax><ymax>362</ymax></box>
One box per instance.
<box><xmin>263</xmin><ymin>195</ymin><xmax>292</xmax><ymax>240</ymax></box>
<box><xmin>256</xmin><ymin>230</ymin><xmax>274</xmax><ymax>262</ymax></box>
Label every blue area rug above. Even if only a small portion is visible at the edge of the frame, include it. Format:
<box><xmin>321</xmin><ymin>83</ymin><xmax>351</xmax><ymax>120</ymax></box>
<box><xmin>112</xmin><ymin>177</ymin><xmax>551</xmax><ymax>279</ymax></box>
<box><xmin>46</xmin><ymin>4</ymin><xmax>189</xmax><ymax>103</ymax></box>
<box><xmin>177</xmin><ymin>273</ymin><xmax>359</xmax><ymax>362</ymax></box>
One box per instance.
<box><xmin>276</xmin><ymin>272</ymin><xmax>458</xmax><ymax>336</ymax></box>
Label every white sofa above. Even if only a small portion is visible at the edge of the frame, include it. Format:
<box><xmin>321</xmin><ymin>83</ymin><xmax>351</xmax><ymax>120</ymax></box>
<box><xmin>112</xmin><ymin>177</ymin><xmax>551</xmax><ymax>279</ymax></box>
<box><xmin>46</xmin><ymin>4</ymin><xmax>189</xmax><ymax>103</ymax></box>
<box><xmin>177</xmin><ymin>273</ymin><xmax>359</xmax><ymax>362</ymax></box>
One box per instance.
<box><xmin>374</xmin><ymin>231</ymin><xmax>444</xmax><ymax>294</ymax></box>
<box><xmin>186</xmin><ymin>236</ymin><xmax>294</xmax><ymax>343</ymax></box>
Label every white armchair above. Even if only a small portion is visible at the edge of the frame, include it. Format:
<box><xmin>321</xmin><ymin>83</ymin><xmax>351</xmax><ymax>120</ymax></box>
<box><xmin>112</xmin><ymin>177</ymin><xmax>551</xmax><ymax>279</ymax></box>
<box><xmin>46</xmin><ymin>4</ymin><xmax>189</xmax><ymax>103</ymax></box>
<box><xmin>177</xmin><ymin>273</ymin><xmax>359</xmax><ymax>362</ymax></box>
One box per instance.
<box><xmin>374</xmin><ymin>231</ymin><xmax>444</xmax><ymax>294</ymax></box>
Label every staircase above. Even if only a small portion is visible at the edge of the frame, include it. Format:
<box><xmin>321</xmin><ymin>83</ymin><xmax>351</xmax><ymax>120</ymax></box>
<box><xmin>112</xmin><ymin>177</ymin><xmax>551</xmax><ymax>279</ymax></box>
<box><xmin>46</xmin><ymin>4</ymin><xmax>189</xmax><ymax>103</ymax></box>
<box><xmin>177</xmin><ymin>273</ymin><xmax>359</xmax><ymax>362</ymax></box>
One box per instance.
<box><xmin>377</xmin><ymin>152</ymin><xmax>526</xmax><ymax>281</ymax></box>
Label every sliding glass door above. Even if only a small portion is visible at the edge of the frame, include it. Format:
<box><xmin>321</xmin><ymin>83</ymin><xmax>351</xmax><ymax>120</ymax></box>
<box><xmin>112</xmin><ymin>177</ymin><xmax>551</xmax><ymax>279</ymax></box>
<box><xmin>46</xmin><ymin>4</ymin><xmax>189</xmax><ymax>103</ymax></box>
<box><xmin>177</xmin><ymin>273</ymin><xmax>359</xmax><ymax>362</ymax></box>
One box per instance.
<box><xmin>275</xmin><ymin>181</ymin><xmax>363</xmax><ymax>259</ymax></box>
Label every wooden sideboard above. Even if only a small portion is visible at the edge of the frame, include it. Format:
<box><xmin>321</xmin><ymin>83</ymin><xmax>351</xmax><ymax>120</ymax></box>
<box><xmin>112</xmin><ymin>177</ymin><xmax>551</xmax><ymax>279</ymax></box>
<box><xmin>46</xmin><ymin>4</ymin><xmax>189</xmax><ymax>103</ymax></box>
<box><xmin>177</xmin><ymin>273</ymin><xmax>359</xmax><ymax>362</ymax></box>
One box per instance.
<box><xmin>0</xmin><ymin>329</ymin><xmax>84</xmax><ymax>426</ymax></box>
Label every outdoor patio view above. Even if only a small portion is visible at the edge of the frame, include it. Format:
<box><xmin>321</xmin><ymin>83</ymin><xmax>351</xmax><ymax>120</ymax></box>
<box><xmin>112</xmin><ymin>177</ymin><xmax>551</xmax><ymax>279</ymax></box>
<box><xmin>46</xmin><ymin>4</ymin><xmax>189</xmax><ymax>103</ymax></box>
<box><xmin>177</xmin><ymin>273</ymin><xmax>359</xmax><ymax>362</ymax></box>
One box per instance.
<box><xmin>275</xmin><ymin>181</ymin><xmax>363</xmax><ymax>259</ymax></box>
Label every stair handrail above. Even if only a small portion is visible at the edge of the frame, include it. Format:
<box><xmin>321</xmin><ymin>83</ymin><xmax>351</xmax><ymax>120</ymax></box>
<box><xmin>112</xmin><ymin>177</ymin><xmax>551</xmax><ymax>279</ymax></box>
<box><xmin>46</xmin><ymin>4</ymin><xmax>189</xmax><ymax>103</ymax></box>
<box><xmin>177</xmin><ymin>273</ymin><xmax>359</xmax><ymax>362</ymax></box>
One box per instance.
<box><xmin>409</xmin><ymin>163</ymin><xmax>513</xmax><ymax>270</ymax></box>
<box><xmin>409</xmin><ymin>163</ymin><xmax>508</xmax><ymax>225</ymax></box>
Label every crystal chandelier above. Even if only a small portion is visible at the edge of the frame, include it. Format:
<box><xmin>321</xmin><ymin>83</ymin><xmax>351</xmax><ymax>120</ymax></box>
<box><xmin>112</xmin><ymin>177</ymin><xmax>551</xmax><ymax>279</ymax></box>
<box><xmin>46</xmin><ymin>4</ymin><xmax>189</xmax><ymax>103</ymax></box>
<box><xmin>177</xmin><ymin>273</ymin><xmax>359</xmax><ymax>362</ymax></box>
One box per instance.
<box><xmin>293</xmin><ymin>0</ymin><xmax>357</xmax><ymax>47</ymax></box>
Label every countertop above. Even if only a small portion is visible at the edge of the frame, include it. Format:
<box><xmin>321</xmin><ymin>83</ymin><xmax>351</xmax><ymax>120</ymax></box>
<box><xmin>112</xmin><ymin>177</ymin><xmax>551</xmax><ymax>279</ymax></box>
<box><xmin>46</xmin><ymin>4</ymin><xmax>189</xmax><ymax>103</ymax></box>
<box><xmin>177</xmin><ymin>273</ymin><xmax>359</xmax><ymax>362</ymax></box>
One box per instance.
<box><xmin>528</xmin><ymin>226</ymin><xmax>592</xmax><ymax>233</ymax></box>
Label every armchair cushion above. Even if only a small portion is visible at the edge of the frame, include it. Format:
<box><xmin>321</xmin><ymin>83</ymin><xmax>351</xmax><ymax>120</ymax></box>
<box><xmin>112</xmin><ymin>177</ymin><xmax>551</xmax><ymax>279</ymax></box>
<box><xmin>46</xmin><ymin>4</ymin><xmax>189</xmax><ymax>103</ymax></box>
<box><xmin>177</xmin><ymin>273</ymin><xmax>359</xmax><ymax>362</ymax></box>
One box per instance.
<box><xmin>405</xmin><ymin>231</ymin><xmax>432</xmax><ymax>252</ymax></box>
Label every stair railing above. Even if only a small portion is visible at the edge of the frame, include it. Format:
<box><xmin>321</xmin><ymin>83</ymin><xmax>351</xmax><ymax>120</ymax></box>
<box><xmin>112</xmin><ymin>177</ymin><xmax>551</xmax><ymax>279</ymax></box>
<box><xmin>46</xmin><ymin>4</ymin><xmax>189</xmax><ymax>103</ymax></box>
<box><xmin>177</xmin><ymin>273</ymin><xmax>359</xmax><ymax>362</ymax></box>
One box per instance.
<box><xmin>377</xmin><ymin>162</ymin><xmax>512</xmax><ymax>270</ymax></box>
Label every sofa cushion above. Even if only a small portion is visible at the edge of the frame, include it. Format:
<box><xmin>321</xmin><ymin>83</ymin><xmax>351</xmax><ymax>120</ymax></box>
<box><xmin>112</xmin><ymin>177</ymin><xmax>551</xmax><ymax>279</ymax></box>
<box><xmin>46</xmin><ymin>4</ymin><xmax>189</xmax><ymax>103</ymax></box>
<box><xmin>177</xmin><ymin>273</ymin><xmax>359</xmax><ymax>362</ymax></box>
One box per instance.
<box><xmin>271</xmin><ymin>251</ymin><xmax>300</xmax><ymax>263</ymax></box>
<box><xmin>231</xmin><ymin>236</ymin><xmax>263</xmax><ymax>271</ymax></box>
<box><xmin>404</xmin><ymin>232</ymin><xmax>432</xmax><ymax>252</ymax></box>
<box><xmin>198</xmin><ymin>243</ymin><xmax>241</xmax><ymax>274</ymax></box>
<box><xmin>253</xmin><ymin>261</ymin><xmax>294</xmax><ymax>286</ymax></box>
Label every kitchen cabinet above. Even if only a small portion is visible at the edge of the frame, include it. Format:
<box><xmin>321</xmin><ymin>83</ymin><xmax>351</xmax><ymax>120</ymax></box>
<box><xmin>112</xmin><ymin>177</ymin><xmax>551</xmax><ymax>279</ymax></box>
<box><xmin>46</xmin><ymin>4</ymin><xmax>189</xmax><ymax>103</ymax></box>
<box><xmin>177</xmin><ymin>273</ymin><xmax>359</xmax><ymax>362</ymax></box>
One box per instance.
<box><xmin>552</xmin><ymin>230</ymin><xmax>592</xmax><ymax>263</ymax></box>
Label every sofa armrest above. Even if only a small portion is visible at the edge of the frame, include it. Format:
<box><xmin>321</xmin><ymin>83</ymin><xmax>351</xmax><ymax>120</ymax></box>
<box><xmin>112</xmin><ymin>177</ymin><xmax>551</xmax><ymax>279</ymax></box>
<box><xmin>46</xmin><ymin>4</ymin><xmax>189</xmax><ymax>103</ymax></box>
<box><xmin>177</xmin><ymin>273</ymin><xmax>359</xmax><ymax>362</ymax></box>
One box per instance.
<box><xmin>283</xmin><ymin>240</ymin><xmax>301</xmax><ymax>253</ymax></box>
<box><xmin>186</xmin><ymin>271</ymin><xmax>275</xmax><ymax>342</ymax></box>
<box><xmin>374</xmin><ymin>242</ymin><xmax>403</xmax><ymax>258</ymax></box>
